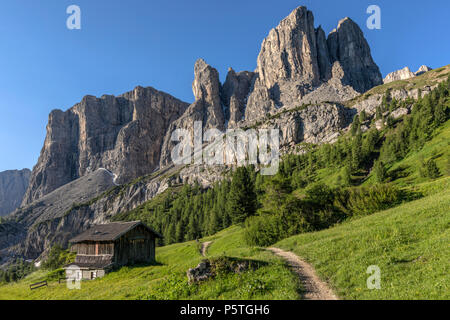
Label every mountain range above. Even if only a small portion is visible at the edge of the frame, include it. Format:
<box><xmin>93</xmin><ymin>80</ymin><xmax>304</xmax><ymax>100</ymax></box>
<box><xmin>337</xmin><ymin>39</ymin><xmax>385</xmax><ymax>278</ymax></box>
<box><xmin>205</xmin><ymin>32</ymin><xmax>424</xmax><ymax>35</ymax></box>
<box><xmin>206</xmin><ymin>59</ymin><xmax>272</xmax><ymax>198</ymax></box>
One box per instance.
<box><xmin>0</xmin><ymin>6</ymin><xmax>446</xmax><ymax>266</ymax></box>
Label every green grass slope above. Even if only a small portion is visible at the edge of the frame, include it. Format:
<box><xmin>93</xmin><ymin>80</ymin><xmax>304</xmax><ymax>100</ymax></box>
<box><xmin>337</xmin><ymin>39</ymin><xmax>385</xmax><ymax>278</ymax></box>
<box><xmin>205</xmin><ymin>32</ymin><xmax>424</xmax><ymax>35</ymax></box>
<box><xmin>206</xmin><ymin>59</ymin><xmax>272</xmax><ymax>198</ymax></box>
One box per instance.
<box><xmin>276</xmin><ymin>180</ymin><xmax>449</xmax><ymax>300</ymax></box>
<box><xmin>384</xmin><ymin>120</ymin><xmax>450</xmax><ymax>188</ymax></box>
<box><xmin>0</xmin><ymin>181</ymin><xmax>448</xmax><ymax>300</ymax></box>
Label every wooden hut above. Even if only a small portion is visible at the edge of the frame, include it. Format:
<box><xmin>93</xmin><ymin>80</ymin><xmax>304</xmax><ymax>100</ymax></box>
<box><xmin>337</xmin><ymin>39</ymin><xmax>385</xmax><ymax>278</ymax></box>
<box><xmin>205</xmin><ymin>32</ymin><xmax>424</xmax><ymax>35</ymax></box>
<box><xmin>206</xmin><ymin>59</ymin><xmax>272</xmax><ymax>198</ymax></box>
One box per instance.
<box><xmin>64</xmin><ymin>221</ymin><xmax>161</xmax><ymax>280</ymax></box>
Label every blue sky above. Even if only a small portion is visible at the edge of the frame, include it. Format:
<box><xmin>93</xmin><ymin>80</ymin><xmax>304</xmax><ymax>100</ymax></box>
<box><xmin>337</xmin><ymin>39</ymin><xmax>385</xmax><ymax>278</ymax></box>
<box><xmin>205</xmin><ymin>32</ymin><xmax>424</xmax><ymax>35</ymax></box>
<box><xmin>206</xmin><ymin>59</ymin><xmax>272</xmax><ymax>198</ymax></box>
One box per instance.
<box><xmin>0</xmin><ymin>0</ymin><xmax>449</xmax><ymax>172</ymax></box>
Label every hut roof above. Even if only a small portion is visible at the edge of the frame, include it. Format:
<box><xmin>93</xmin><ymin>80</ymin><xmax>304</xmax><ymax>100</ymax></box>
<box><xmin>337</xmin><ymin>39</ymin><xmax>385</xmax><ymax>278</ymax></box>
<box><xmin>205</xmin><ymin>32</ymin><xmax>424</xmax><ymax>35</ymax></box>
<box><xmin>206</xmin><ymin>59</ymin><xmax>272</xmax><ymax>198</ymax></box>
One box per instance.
<box><xmin>69</xmin><ymin>221</ymin><xmax>162</xmax><ymax>243</ymax></box>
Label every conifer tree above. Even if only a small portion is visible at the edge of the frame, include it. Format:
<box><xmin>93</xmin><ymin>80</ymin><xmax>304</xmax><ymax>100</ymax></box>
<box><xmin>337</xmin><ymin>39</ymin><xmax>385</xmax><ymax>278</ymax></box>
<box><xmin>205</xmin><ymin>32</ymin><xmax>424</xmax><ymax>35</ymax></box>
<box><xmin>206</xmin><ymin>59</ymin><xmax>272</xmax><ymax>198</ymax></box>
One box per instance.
<box><xmin>351</xmin><ymin>133</ymin><xmax>363</xmax><ymax>170</ymax></box>
<box><xmin>342</xmin><ymin>165</ymin><xmax>352</xmax><ymax>186</ymax></box>
<box><xmin>374</xmin><ymin>160</ymin><xmax>387</xmax><ymax>183</ymax></box>
<box><xmin>227</xmin><ymin>167</ymin><xmax>257</xmax><ymax>224</ymax></box>
<box><xmin>351</xmin><ymin>114</ymin><xmax>360</xmax><ymax>135</ymax></box>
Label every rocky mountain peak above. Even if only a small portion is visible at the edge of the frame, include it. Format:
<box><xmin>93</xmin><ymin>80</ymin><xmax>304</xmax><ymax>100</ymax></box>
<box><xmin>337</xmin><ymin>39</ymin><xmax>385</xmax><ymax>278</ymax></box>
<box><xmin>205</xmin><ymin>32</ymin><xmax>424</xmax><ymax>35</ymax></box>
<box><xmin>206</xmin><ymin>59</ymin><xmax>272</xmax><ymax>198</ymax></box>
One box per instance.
<box><xmin>192</xmin><ymin>58</ymin><xmax>221</xmax><ymax>103</ymax></box>
<box><xmin>337</xmin><ymin>17</ymin><xmax>351</xmax><ymax>27</ymax></box>
<box><xmin>327</xmin><ymin>17</ymin><xmax>383</xmax><ymax>93</ymax></box>
<box><xmin>222</xmin><ymin>69</ymin><xmax>255</xmax><ymax>128</ymax></box>
<box><xmin>256</xmin><ymin>6</ymin><xmax>320</xmax><ymax>90</ymax></box>
<box><xmin>245</xmin><ymin>6</ymin><xmax>382</xmax><ymax>121</ymax></box>
<box><xmin>191</xmin><ymin>58</ymin><xmax>225</xmax><ymax>130</ymax></box>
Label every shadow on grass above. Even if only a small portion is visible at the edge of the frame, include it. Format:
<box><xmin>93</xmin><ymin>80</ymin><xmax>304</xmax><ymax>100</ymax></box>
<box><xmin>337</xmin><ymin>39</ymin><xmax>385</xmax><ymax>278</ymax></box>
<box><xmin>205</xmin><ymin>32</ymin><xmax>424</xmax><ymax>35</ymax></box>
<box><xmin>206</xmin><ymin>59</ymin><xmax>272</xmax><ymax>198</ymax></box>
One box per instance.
<box><xmin>389</xmin><ymin>165</ymin><xmax>410</xmax><ymax>180</ymax></box>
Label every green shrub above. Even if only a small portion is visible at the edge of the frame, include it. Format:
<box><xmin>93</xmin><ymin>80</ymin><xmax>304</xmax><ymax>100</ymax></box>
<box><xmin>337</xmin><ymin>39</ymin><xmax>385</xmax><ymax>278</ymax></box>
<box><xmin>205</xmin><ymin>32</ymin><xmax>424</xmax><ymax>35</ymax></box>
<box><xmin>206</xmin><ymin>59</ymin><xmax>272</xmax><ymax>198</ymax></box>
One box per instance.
<box><xmin>420</xmin><ymin>159</ymin><xmax>441</xmax><ymax>179</ymax></box>
<box><xmin>45</xmin><ymin>268</ymin><xmax>65</xmax><ymax>281</ymax></box>
<box><xmin>305</xmin><ymin>183</ymin><xmax>334</xmax><ymax>207</ymax></box>
<box><xmin>335</xmin><ymin>184</ymin><xmax>403</xmax><ymax>216</ymax></box>
<box><xmin>244</xmin><ymin>191</ymin><xmax>345</xmax><ymax>247</ymax></box>
<box><xmin>243</xmin><ymin>214</ymin><xmax>283</xmax><ymax>247</ymax></box>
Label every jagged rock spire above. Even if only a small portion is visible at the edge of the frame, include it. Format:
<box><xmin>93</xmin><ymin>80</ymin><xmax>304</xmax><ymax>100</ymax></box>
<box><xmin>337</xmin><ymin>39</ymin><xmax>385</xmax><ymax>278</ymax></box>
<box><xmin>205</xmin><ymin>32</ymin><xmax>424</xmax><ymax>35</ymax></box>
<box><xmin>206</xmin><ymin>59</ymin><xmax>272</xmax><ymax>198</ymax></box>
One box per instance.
<box><xmin>256</xmin><ymin>6</ymin><xmax>321</xmax><ymax>89</ymax></box>
<box><xmin>245</xmin><ymin>7</ymin><xmax>382</xmax><ymax>121</ymax></box>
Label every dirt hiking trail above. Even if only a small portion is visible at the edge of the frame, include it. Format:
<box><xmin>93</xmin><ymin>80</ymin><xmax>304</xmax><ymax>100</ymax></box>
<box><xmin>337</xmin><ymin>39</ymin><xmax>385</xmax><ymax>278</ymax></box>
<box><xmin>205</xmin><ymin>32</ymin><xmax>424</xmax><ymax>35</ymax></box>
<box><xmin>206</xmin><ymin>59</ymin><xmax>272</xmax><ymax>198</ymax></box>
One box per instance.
<box><xmin>268</xmin><ymin>247</ymin><xmax>339</xmax><ymax>300</ymax></box>
<box><xmin>201</xmin><ymin>241</ymin><xmax>212</xmax><ymax>257</ymax></box>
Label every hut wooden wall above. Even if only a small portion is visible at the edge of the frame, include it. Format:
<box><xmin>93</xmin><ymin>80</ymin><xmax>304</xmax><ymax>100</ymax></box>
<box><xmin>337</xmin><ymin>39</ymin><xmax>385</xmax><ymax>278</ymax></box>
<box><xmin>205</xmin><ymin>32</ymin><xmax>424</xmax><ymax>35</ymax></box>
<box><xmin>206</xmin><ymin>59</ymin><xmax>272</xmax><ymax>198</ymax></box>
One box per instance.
<box><xmin>114</xmin><ymin>225</ymin><xmax>155</xmax><ymax>266</ymax></box>
<box><xmin>71</xmin><ymin>242</ymin><xmax>114</xmax><ymax>255</ymax></box>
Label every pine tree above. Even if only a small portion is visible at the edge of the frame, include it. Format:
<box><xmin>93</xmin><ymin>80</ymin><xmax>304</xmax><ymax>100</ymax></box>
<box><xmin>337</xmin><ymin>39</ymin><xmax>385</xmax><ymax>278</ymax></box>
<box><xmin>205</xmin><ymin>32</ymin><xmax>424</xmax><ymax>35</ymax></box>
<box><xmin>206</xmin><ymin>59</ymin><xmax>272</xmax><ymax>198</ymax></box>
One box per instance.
<box><xmin>434</xmin><ymin>102</ymin><xmax>447</xmax><ymax>126</ymax></box>
<box><xmin>175</xmin><ymin>220</ymin><xmax>184</xmax><ymax>242</ymax></box>
<box><xmin>186</xmin><ymin>214</ymin><xmax>199</xmax><ymax>240</ymax></box>
<box><xmin>374</xmin><ymin>160</ymin><xmax>387</xmax><ymax>183</ymax></box>
<box><xmin>359</xmin><ymin>110</ymin><xmax>367</xmax><ymax>122</ymax></box>
<box><xmin>227</xmin><ymin>167</ymin><xmax>257</xmax><ymax>224</ymax></box>
<box><xmin>376</xmin><ymin>106</ymin><xmax>382</xmax><ymax>120</ymax></box>
<box><xmin>208</xmin><ymin>209</ymin><xmax>221</xmax><ymax>235</ymax></box>
<box><xmin>351</xmin><ymin>114</ymin><xmax>360</xmax><ymax>136</ymax></box>
<box><xmin>342</xmin><ymin>165</ymin><xmax>352</xmax><ymax>186</ymax></box>
<box><xmin>351</xmin><ymin>133</ymin><xmax>363</xmax><ymax>170</ymax></box>
<box><xmin>264</xmin><ymin>174</ymin><xmax>292</xmax><ymax>209</ymax></box>
<box><xmin>165</xmin><ymin>223</ymin><xmax>176</xmax><ymax>244</ymax></box>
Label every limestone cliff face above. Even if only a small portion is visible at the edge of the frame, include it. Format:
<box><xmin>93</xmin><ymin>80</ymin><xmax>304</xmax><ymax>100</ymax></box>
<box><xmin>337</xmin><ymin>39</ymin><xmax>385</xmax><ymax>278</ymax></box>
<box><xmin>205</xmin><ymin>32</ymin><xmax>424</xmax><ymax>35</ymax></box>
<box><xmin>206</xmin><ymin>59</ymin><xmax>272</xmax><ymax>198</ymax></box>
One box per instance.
<box><xmin>0</xmin><ymin>169</ymin><xmax>30</xmax><ymax>216</ymax></box>
<box><xmin>192</xmin><ymin>59</ymin><xmax>225</xmax><ymax>130</ymax></box>
<box><xmin>256</xmin><ymin>7</ymin><xmax>321</xmax><ymax>92</ymax></box>
<box><xmin>327</xmin><ymin>18</ymin><xmax>382</xmax><ymax>93</ymax></box>
<box><xmin>22</xmin><ymin>87</ymin><xmax>189</xmax><ymax>205</ymax></box>
<box><xmin>221</xmin><ymin>68</ymin><xmax>255</xmax><ymax>128</ymax></box>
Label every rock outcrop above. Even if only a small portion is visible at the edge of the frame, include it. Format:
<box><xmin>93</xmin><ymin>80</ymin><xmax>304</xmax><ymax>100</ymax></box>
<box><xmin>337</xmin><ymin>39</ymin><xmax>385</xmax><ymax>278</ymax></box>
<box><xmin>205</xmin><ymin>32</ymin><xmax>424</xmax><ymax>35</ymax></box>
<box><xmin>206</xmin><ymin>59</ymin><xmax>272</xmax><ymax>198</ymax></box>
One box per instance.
<box><xmin>257</xmin><ymin>103</ymin><xmax>355</xmax><ymax>149</ymax></box>
<box><xmin>327</xmin><ymin>18</ymin><xmax>382</xmax><ymax>93</ymax></box>
<box><xmin>187</xmin><ymin>258</ymin><xmax>251</xmax><ymax>283</ymax></box>
<box><xmin>0</xmin><ymin>169</ymin><xmax>31</xmax><ymax>216</ymax></box>
<box><xmin>383</xmin><ymin>67</ymin><xmax>416</xmax><ymax>83</ymax></box>
<box><xmin>384</xmin><ymin>65</ymin><xmax>433</xmax><ymax>83</ymax></box>
<box><xmin>187</xmin><ymin>260</ymin><xmax>213</xmax><ymax>283</ymax></box>
<box><xmin>191</xmin><ymin>59</ymin><xmax>225</xmax><ymax>130</ymax></box>
<box><xmin>352</xmin><ymin>83</ymin><xmax>441</xmax><ymax>117</ymax></box>
<box><xmin>22</xmin><ymin>87</ymin><xmax>189</xmax><ymax>205</ymax></box>
<box><xmin>415</xmin><ymin>65</ymin><xmax>432</xmax><ymax>76</ymax></box>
